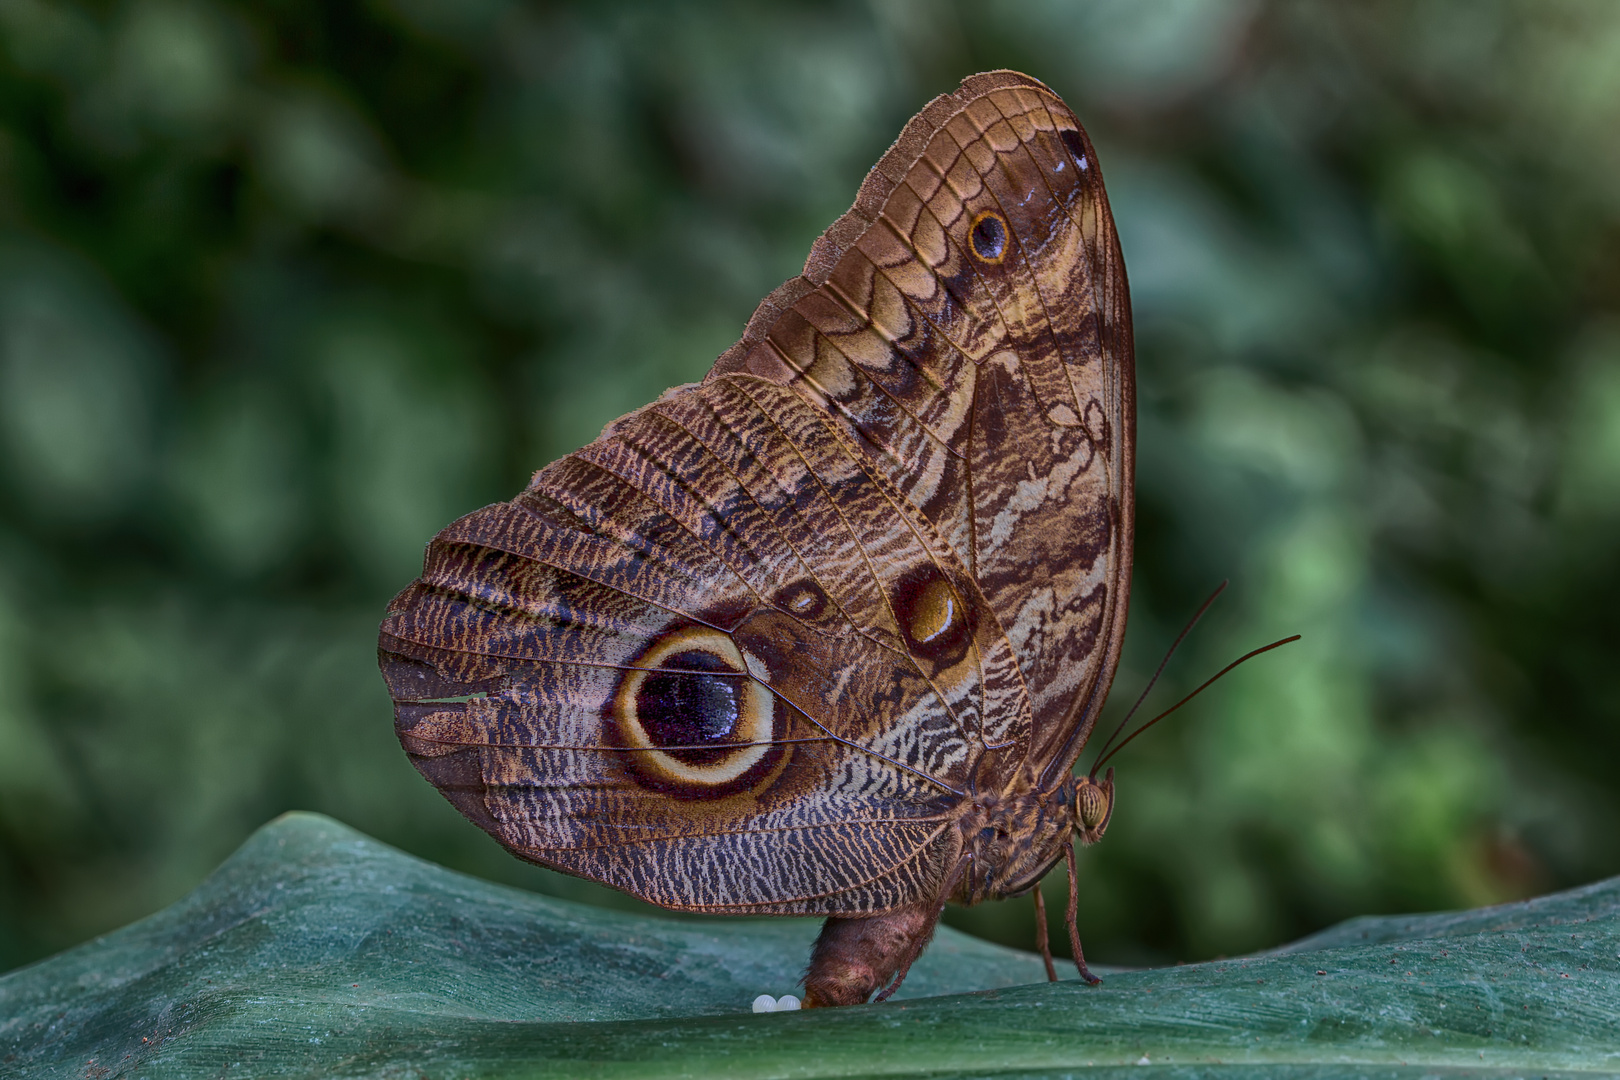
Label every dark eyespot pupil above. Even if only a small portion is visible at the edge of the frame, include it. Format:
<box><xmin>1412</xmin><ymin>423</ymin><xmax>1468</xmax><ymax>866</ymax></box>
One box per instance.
<box><xmin>636</xmin><ymin>650</ymin><xmax>742</xmax><ymax>765</ymax></box>
<box><xmin>971</xmin><ymin>213</ymin><xmax>1006</xmax><ymax>261</ymax></box>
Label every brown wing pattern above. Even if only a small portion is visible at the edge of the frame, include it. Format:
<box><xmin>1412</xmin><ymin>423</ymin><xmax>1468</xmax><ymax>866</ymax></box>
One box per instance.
<box><xmin>378</xmin><ymin>71</ymin><xmax>1133</xmax><ymax>916</ymax></box>
<box><xmin>711</xmin><ymin>71</ymin><xmax>1134</xmax><ymax>784</ymax></box>
<box><xmin>381</xmin><ymin>376</ymin><xmax>1031</xmax><ymax>913</ymax></box>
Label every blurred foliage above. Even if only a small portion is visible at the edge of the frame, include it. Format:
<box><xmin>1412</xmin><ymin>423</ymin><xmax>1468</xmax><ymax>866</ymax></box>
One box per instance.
<box><xmin>1</xmin><ymin>0</ymin><xmax>1618</xmax><ymax>975</ymax></box>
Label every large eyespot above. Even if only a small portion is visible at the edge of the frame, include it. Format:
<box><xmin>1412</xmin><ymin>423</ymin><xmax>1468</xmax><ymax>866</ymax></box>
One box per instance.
<box><xmin>968</xmin><ymin>210</ymin><xmax>1008</xmax><ymax>264</ymax></box>
<box><xmin>612</xmin><ymin>626</ymin><xmax>779</xmax><ymax>796</ymax></box>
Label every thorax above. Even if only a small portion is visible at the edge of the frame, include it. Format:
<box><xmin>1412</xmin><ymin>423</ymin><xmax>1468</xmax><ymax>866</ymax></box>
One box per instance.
<box><xmin>951</xmin><ymin>775</ymin><xmax>1077</xmax><ymax>905</ymax></box>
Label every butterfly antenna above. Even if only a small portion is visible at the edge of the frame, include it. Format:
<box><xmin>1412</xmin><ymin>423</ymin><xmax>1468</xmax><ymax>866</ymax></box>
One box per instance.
<box><xmin>1091</xmin><ymin>634</ymin><xmax>1301</xmax><ymax>776</ymax></box>
<box><xmin>1088</xmin><ymin>580</ymin><xmax>1229</xmax><ymax>774</ymax></box>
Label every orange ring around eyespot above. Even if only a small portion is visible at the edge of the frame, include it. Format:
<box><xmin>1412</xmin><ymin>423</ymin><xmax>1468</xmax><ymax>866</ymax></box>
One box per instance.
<box><xmin>612</xmin><ymin>626</ymin><xmax>775</xmax><ymax>790</ymax></box>
<box><xmin>967</xmin><ymin>209</ymin><xmax>1009</xmax><ymax>264</ymax></box>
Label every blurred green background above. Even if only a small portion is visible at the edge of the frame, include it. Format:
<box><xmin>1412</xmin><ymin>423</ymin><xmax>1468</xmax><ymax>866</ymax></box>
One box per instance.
<box><xmin>2</xmin><ymin>0</ymin><xmax>1618</xmax><ymax>976</ymax></box>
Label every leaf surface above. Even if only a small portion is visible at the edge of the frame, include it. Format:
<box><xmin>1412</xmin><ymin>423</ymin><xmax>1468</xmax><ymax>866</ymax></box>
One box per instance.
<box><xmin>3</xmin><ymin>812</ymin><xmax>1617</xmax><ymax>1078</ymax></box>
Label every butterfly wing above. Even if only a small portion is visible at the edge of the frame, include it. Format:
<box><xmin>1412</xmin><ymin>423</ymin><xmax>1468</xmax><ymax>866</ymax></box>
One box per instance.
<box><xmin>378</xmin><ymin>71</ymin><xmax>1133</xmax><ymax>915</ymax></box>
<box><xmin>381</xmin><ymin>374</ymin><xmax>1029</xmax><ymax>914</ymax></box>
<box><xmin>711</xmin><ymin>70</ymin><xmax>1135</xmax><ymax>789</ymax></box>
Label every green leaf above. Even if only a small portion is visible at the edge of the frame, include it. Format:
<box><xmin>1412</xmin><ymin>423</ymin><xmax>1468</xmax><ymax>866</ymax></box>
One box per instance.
<box><xmin>3</xmin><ymin>812</ymin><xmax>1617</xmax><ymax>1078</ymax></box>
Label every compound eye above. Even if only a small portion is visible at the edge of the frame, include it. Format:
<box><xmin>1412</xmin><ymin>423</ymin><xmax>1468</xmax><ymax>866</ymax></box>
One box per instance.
<box><xmin>1073</xmin><ymin>771</ymin><xmax>1115</xmax><ymax>846</ymax></box>
<box><xmin>613</xmin><ymin>626</ymin><xmax>776</xmax><ymax>794</ymax></box>
<box><xmin>1078</xmin><ymin>780</ymin><xmax>1109</xmax><ymax>829</ymax></box>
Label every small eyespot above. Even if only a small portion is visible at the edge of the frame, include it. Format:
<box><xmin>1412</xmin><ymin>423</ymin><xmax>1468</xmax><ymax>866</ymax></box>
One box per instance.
<box><xmin>775</xmin><ymin>579</ymin><xmax>828</xmax><ymax>621</ymax></box>
<box><xmin>968</xmin><ymin>210</ymin><xmax>1008</xmax><ymax>264</ymax></box>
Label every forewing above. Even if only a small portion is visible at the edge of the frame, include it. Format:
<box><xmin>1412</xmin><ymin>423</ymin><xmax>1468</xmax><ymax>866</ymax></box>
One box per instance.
<box><xmin>710</xmin><ymin>71</ymin><xmax>1136</xmax><ymax>786</ymax></box>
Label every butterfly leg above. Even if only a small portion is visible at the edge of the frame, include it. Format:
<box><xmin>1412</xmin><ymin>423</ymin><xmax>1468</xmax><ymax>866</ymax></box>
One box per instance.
<box><xmin>1032</xmin><ymin>885</ymin><xmax>1059</xmax><ymax>981</ymax></box>
<box><xmin>1065</xmin><ymin>842</ymin><xmax>1103</xmax><ymax>985</ymax></box>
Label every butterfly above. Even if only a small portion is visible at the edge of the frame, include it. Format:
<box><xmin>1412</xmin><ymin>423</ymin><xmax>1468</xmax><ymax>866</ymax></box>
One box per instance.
<box><xmin>379</xmin><ymin>70</ymin><xmax>1134</xmax><ymax>1007</ymax></box>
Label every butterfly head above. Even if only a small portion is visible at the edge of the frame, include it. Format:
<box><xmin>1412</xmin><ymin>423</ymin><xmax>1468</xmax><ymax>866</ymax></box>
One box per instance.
<box><xmin>1072</xmin><ymin>767</ymin><xmax>1114</xmax><ymax>846</ymax></box>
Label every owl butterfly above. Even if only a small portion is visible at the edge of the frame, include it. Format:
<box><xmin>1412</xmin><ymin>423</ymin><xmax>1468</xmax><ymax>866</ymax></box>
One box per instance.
<box><xmin>380</xmin><ymin>70</ymin><xmax>1132</xmax><ymax>1007</ymax></box>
